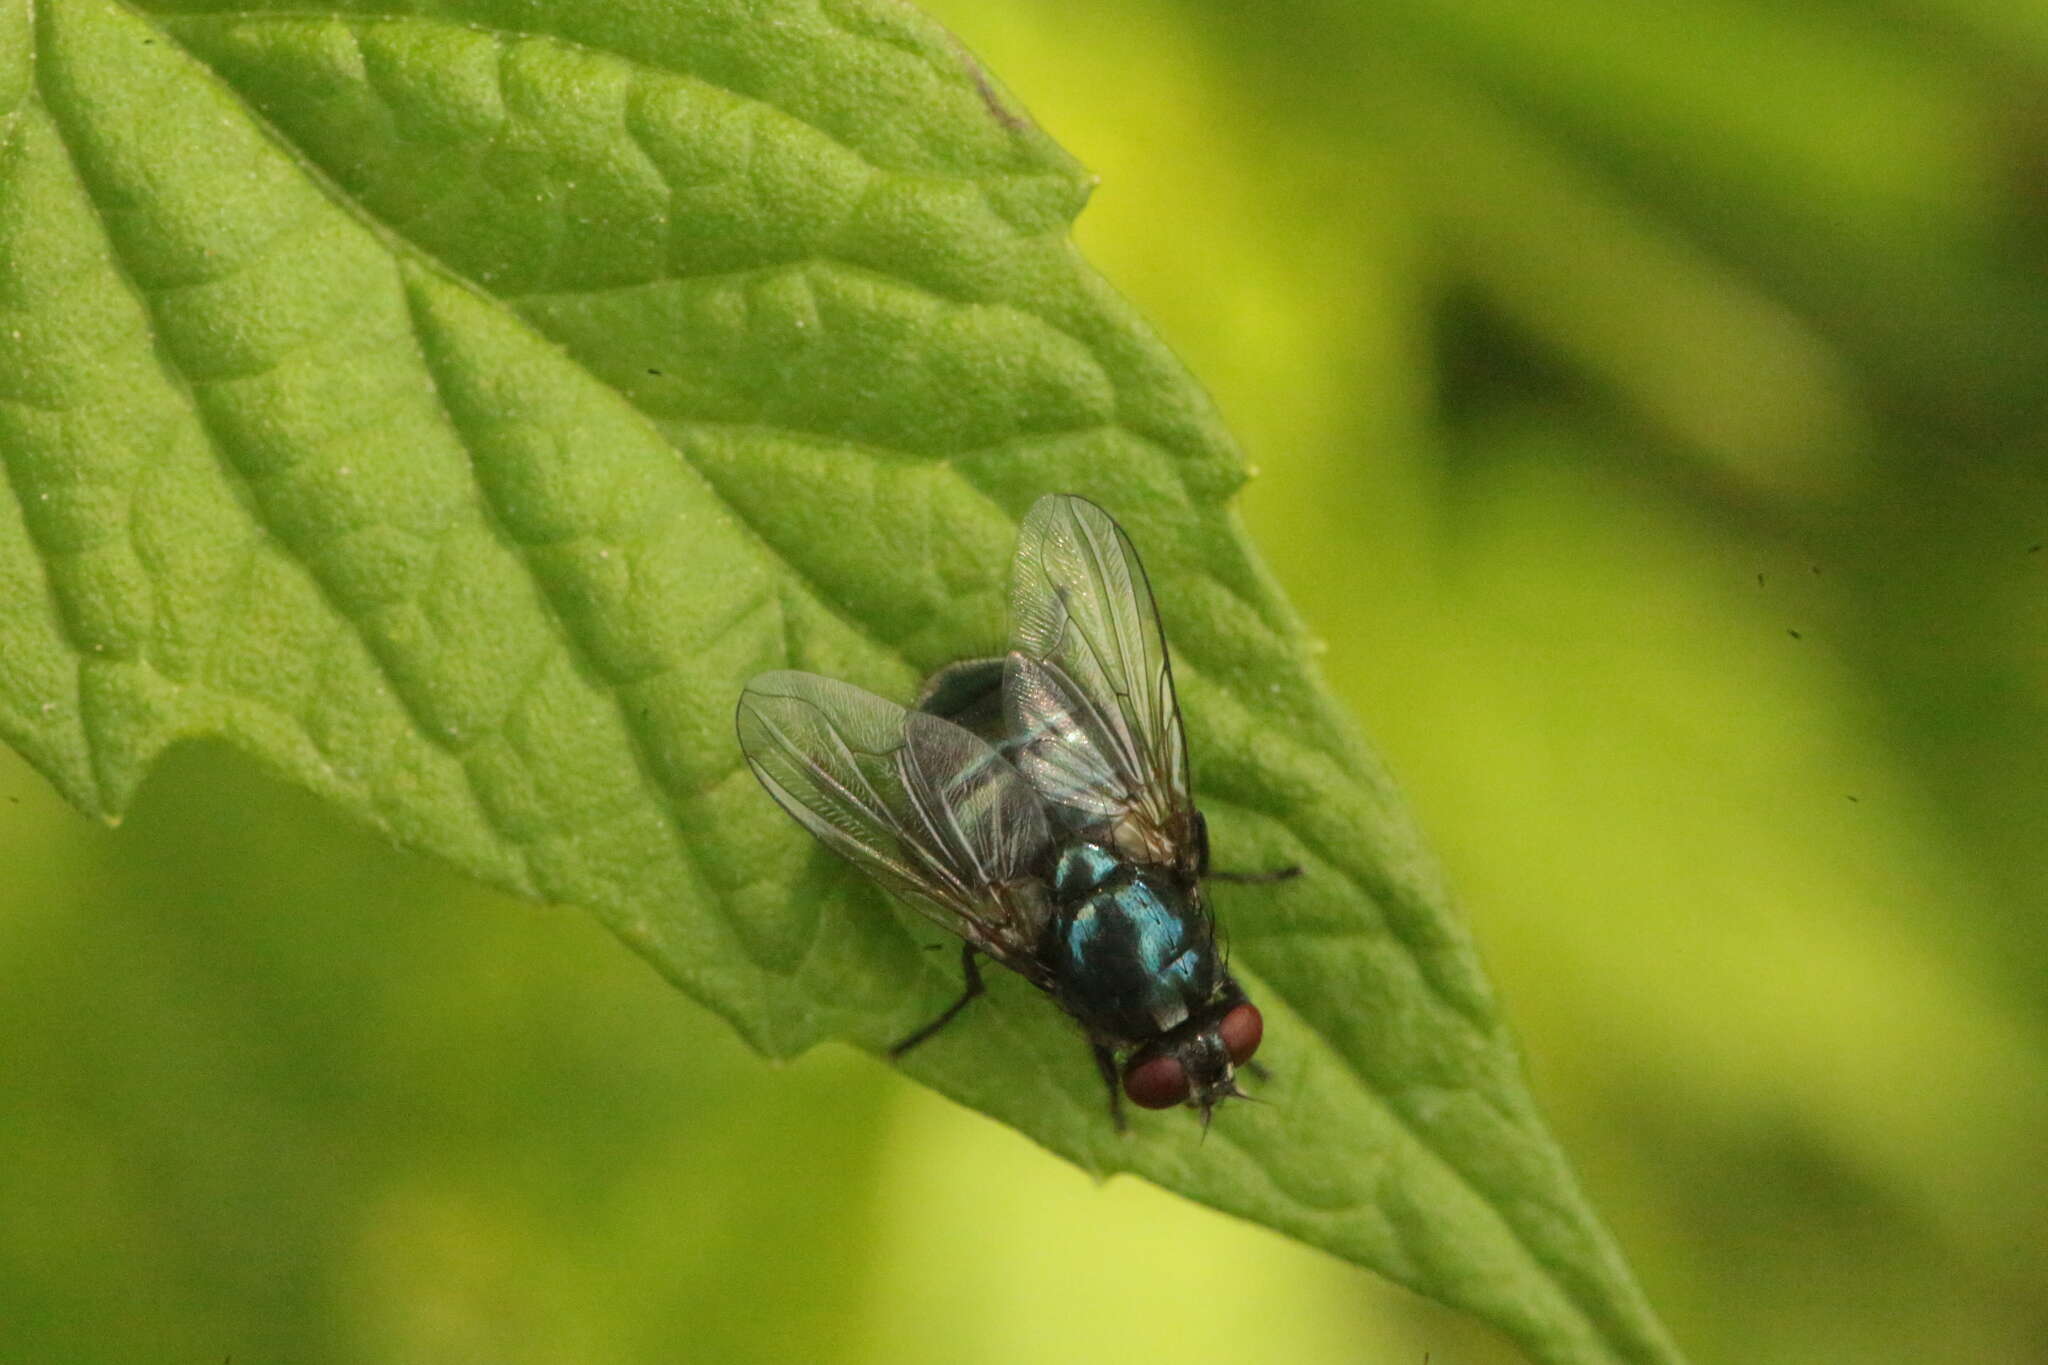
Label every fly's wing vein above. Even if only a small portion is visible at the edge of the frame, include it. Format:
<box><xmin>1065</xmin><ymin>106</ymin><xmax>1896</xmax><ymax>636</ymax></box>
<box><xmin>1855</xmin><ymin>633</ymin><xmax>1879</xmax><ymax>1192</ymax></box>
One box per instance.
<box><xmin>738</xmin><ymin>671</ymin><xmax>1052</xmax><ymax>967</ymax></box>
<box><xmin>1005</xmin><ymin>495</ymin><xmax>1194</xmax><ymax>864</ymax></box>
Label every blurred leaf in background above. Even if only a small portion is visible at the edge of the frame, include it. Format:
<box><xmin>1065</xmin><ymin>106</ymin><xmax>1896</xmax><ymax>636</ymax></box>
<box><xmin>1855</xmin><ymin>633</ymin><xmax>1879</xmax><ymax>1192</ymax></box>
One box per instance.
<box><xmin>4</xmin><ymin>0</ymin><xmax>2046</xmax><ymax>1363</ymax></box>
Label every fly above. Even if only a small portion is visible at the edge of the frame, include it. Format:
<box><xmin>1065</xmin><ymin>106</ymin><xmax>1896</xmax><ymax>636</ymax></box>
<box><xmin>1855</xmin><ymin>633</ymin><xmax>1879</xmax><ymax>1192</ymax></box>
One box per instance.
<box><xmin>736</xmin><ymin>494</ymin><xmax>1295</xmax><ymax>1129</ymax></box>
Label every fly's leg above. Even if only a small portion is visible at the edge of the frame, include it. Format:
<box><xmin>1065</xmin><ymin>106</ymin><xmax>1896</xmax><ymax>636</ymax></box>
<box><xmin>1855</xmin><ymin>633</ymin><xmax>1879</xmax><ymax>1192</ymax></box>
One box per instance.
<box><xmin>1194</xmin><ymin>814</ymin><xmax>1302</xmax><ymax>886</ymax></box>
<box><xmin>889</xmin><ymin>944</ymin><xmax>985</xmax><ymax>1059</ymax></box>
<box><xmin>1207</xmin><ymin>865</ymin><xmax>1302</xmax><ymax>885</ymax></box>
<box><xmin>1092</xmin><ymin>1042</ymin><xmax>1128</xmax><ymax>1134</ymax></box>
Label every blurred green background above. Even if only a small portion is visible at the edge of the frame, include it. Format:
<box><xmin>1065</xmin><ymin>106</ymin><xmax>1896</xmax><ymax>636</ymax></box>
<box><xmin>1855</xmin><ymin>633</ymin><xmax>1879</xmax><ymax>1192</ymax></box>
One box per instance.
<box><xmin>5</xmin><ymin>0</ymin><xmax>2047</xmax><ymax>1361</ymax></box>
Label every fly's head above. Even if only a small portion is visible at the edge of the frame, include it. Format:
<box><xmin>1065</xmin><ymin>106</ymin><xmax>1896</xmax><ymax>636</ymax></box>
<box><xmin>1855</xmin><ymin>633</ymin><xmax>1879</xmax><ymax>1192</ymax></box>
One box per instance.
<box><xmin>1119</xmin><ymin>985</ymin><xmax>1263</xmax><ymax>1126</ymax></box>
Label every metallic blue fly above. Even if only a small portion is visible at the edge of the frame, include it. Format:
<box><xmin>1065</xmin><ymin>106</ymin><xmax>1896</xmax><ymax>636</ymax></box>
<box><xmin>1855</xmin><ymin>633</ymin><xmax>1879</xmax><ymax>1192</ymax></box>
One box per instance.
<box><xmin>736</xmin><ymin>495</ymin><xmax>1293</xmax><ymax>1129</ymax></box>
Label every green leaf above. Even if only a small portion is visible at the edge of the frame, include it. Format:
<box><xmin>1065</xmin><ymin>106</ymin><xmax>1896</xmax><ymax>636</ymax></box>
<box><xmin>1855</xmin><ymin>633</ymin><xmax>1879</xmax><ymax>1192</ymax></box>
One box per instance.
<box><xmin>0</xmin><ymin>2</ymin><xmax>1681</xmax><ymax>1361</ymax></box>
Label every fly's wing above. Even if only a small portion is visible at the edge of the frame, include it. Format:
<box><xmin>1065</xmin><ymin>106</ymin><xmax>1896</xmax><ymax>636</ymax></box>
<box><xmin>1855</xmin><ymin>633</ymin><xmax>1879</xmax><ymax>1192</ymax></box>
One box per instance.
<box><xmin>737</xmin><ymin>671</ymin><xmax>1054</xmax><ymax>974</ymax></box>
<box><xmin>1004</xmin><ymin>495</ymin><xmax>1196</xmax><ymax>870</ymax></box>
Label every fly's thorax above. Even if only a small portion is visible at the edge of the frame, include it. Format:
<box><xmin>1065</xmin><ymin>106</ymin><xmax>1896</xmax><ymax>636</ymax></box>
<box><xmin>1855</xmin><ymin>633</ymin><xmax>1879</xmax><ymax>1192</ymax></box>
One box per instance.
<box><xmin>1044</xmin><ymin>842</ymin><xmax>1217</xmax><ymax>1043</ymax></box>
<box><xmin>1047</xmin><ymin>841</ymin><xmax>1119</xmax><ymax>901</ymax></box>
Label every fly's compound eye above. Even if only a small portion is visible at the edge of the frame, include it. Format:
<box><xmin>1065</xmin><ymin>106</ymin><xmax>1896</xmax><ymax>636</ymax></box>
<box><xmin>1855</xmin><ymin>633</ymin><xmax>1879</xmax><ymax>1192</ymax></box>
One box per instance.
<box><xmin>1219</xmin><ymin>1002</ymin><xmax>1263</xmax><ymax>1067</ymax></box>
<box><xmin>1122</xmin><ymin>1052</ymin><xmax>1192</xmax><ymax>1110</ymax></box>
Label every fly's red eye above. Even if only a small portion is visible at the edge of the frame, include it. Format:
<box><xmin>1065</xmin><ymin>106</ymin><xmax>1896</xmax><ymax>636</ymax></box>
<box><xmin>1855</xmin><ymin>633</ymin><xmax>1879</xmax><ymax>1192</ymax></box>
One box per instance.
<box><xmin>1219</xmin><ymin>1003</ymin><xmax>1263</xmax><ymax>1067</ymax></box>
<box><xmin>1122</xmin><ymin>1052</ymin><xmax>1191</xmax><ymax>1109</ymax></box>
